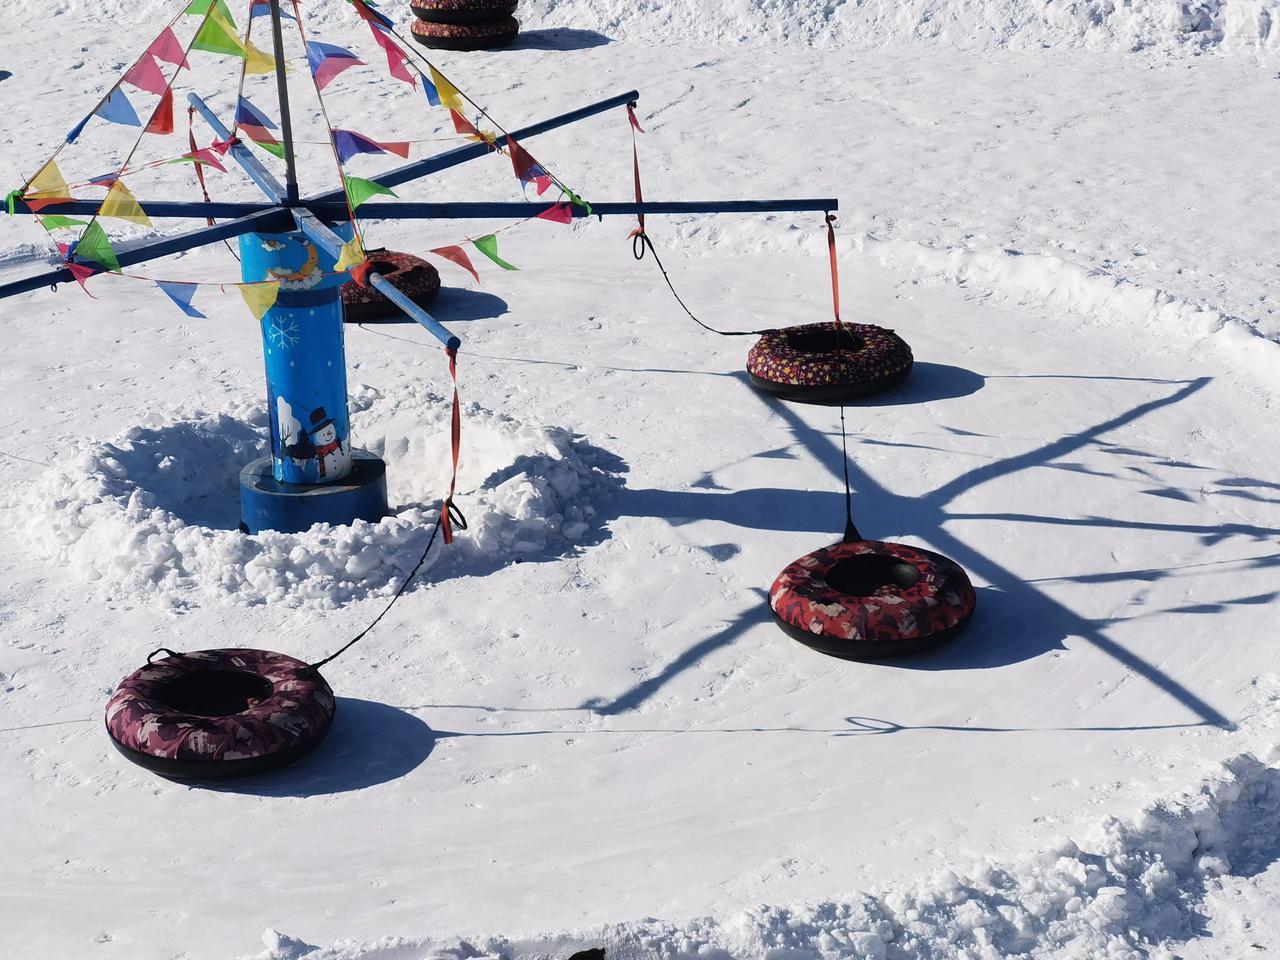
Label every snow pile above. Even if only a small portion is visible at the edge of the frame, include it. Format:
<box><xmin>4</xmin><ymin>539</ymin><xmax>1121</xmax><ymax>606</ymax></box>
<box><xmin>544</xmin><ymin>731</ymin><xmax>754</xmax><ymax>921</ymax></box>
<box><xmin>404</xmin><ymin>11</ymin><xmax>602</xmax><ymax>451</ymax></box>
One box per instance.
<box><xmin>247</xmin><ymin>751</ymin><xmax>1280</xmax><ymax>960</ymax></box>
<box><xmin>6</xmin><ymin>386</ymin><xmax>621</xmax><ymax>609</ymax></box>
<box><xmin>15</xmin><ymin>0</ymin><xmax>1280</xmax><ymax>50</ymax></box>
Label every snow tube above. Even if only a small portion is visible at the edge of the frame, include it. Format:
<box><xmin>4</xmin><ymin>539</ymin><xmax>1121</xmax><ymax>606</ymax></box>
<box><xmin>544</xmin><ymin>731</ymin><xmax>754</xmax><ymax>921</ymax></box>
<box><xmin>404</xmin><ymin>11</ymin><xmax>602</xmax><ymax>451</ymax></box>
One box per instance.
<box><xmin>410</xmin><ymin>15</ymin><xmax>520</xmax><ymax>50</ymax></box>
<box><xmin>410</xmin><ymin>0</ymin><xmax>518</xmax><ymax>24</ymax></box>
<box><xmin>341</xmin><ymin>249</ymin><xmax>441</xmax><ymax>324</ymax></box>
<box><xmin>770</xmin><ymin>540</ymin><xmax>976</xmax><ymax>660</ymax></box>
<box><xmin>104</xmin><ymin>648</ymin><xmax>335</xmax><ymax>779</ymax></box>
<box><xmin>747</xmin><ymin>322</ymin><xmax>913</xmax><ymax>403</ymax></box>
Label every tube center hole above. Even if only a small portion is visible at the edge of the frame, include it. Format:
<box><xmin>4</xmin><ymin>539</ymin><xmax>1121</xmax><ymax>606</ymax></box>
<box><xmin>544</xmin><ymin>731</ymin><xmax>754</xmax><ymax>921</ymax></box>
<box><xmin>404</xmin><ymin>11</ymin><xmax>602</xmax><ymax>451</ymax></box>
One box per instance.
<box><xmin>786</xmin><ymin>327</ymin><xmax>865</xmax><ymax>354</ymax></box>
<box><xmin>825</xmin><ymin>554</ymin><xmax>921</xmax><ymax>597</ymax></box>
<box><xmin>159</xmin><ymin>670</ymin><xmax>274</xmax><ymax>717</ymax></box>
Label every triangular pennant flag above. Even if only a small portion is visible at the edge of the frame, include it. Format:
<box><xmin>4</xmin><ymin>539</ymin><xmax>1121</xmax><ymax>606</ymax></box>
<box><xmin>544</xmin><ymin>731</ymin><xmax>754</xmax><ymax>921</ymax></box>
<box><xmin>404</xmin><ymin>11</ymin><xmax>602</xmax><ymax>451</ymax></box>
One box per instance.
<box><xmin>192</xmin><ymin>8</ymin><xmax>246</xmax><ymax>58</ymax></box>
<box><xmin>185</xmin><ymin>0</ymin><xmax>232</xmax><ymax>15</ymax></box>
<box><xmin>145</xmin><ymin>89</ymin><xmax>175</xmax><ymax>136</ymax></box>
<box><xmin>335</xmin><ymin>235</ymin><xmax>366</xmax><ymax>272</ymax></box>
<box><xmin>508</xmin><ymin>137</ymin><xmax>553</xmax><ymax>195</ymax></box>
<box><xmin>100</xmin><ymin>180</ymin><xmax>153</xmax><ymax>226</ymax></box>
<box><xmin>245</xmin><ymin>39</ymin><xmax>276</xmax><ymax>75</ymax></box>
<box><xmin>25</xmin><ymin>161</ymin><xmax>70</xmax><ymax>203</ymax></box>
<box><xmin>421</xmin><ymin>73</ymin><xmax>440</xmax><ymax>107</ymax></box>
<box><xmin>74</xmin><ymin>221</ymin><xmax>121</xmax><ymax>272</ymax></box>
<box><xmin>88</xmin><ymin>172</ymin><xmax>118</xmax><ymax>187</ymax></box>
<box><xmin>148</xmin><ymin>27</ymin><xmax>189</xmax><ymax>68</ymax></box>
<box><xmin>235</xmin><ymin>97</ymin><xmax>285</xmax><ymax>157</ymax></box>
<box><xmin>471</xmin><ymin>234</ymin><xmax>519</xmax><ymax>271</ymax></box>
<box><xmin>124</xmin><ymin>54</ymin><xmax>169</xmax><ymax>96</ymax></box>
<box><xmin>210</xmin><ymin>138</ymin><xmax>234</xmax><ymax>155</ymax></box>
<box><xmin>169</xmin><ymin>148</ymin><xmax>227</xmax><ymax>172</ymax></box>
<box><xmin>66</xmin><ymin>113</ymin><xmax>92</xmax><ymax>144</ymax></box>
<box><xmin>156</xmin><ymin>281</ymin><xmax>206</xmax><ymax>318</ymax></box>
<box><xmin>305</xmin><ymin>41</ymin><xmax>363</xmax><ymax>90</ymax></box>
<box><xmin>39</xmin><ymin>214</ymin><xmax>89</xmax><ymax>230</ymax></box>
<box><xmin>352</xmin><ymin>0</ymin><xmax>395</xmax><ymax>30</ymax></box>
<box><xmin>450</xmin><ymin>109</ymin><xmax>482</xmax><ymax>139</ymax></box>
<box><xmin>428</xmin><ymin>245</ymin><xmax>480</xmax><ymax>284</ymax></box>
<box><xmin>535</xmin><ymin>202</ymin><xmax>574</xmax><ymax>224</ymax></box>
<box><xmin>96</xmin><ymin>88</ymin><xmax>142</xmax><ymax>127</ymax></box>
<box><xmin>332</xmin><ymin>129</ymin><xmax>410</xmax><ymax>164</ymax></box>
<box><xmin>65</xmin><ymin>261</ymin><xmax>100</xmax><ymax>296</ymax></box>
<box><xmin>238</xmin><ymin>281</ymin><xmax>280</xmax><ymax>320</ymax></box>
<box><xmin>368</xmin><ymin>25</ymin><xmax>415</xmax><ymax>86</ymax></box>
<box><xmin>428</xmin><ymin>66</ymin><xmax>464</xmax><ymax>113</ymax></box>
<box><xmin>343</xmin><ymin>175</ymin><xmax>397</xmax><ymax>210</ymax></box>
<box><xmin>249</xmin><ymin>0</ymin><xmax>295</xmax><ymax>17</ymax></box>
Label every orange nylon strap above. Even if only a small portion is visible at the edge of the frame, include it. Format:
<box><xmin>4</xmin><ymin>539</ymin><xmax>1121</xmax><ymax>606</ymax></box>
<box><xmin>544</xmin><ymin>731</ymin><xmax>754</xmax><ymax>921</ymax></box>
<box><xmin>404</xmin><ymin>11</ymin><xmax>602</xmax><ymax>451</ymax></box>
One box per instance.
<box><xmin>441</xmin><ymin>346</ymin><xmax>462</xmax><ymax>545</ymax></box>
<box><xmin>628</xmin><ymin>104</ymin><xmax>645</xmax><ymax>238</ymax></box>
<box><xmin>826</xmin><ymin>213</ymin><xmax>841</xmax><ymax>323</ymax></box>
<box><xmin>188</xmin><ymin>107</ymin><xmax>216</xmax><ymax>228</ymax></box>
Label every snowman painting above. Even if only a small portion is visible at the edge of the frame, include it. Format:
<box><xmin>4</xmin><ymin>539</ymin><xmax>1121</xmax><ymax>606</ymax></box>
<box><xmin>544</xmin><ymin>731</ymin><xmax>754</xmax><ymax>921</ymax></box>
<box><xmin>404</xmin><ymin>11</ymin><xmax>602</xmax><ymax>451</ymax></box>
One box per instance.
<box><xmin>305</xmin><ymin>406</ymin><xmax>351</xmax><ymax>480</ymax></box>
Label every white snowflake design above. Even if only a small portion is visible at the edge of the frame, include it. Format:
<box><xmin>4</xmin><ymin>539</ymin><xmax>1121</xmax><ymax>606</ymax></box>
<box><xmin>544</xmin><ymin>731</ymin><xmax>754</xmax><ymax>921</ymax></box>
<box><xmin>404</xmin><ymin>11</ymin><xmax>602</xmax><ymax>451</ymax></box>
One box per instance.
<box><xmin>265</xmin><ymin>318</ymin><xmax>300</xmax><ymax>350</ymax></box>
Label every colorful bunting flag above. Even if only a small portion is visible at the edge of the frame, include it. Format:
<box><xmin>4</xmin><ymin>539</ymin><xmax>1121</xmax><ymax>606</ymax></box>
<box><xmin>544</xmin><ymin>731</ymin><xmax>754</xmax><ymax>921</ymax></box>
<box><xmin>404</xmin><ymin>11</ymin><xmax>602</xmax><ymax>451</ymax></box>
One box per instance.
<box><xmin>306</xmin><ymin>41</ymin><xmax>363</xmax><ymax>90</ymax></box>
<box><xmin>145</xmin><ymin>89</ymin><xmax>175</xmax><ymax>136</ymax></box>
<box><xmin>74</xmin><ymin>221</ymin><xmax>121</xmax><ymax>272</ymax></box>
<box><xmin>88</xmin><ymin>172</ymin><xmax>118</xmax><ymax>187</ymax></box>
<box><xmin>421</xmin><ymin>73</ymin><xmax>440</xmax><ymax>107</ymax></box>
<box><xmin>96</xmin><ymin>89</ymin><xmax>142</xmax><ymax>127</ymax></box>
<box><xmin>249</xmin><ymin>0</ymin><xmax>295</xmax><ymax>18</ymax></box>
<box><xmin>39</xmin><ymin>215</ymin><xmax>89</xmax><ymax>230</ymax></box>
<box><xmin>235</xmin><ymin>97</ymin><xmax>285</xmax><ymax>158</ymax></box>
<box><xmin>169</xmin><ymin>148</ymin><xmax>227</xmax><ymax>172</ymax></box>
<box><xmin>64</xmin><ymin>260</ymin><xmax>100</xmax><ymax>295</ymax></box>
<box><xmin>535</xmin><ymin>202</ymin><xmax>573</xmax><ymax>224</ymax></box>
<box><xmin>471</xmin><ymin>234</ymin><xmax>518</xmax><ymax>271</ymax></box>
<box><xmin>245</xmin><ymin>39</ymin><xmax>277</xmax><ymax>75</ymax></box>
<box><xmin>192</xmin><ymin>8</ymin><xmax>246</xmax><ymax>59</ymax></box>
<box><xmin>351</xmin><ymin>0</ymin><xmax>395</xmax><ymax>31</ymax></box>
<box><xmin>24</xmin><ymin>161</ymin><xmax>71</xmax><ymax>204</ymax></box>
<box><xmin>156</xmin><ymin>281</ymin><xmax>206</xmax><ymax>318</ymax></box>
<box><xmin>100</xmin><ymin>181</ymin><xmax>152</xmax><ymax>226</ymax></box>
<box><xmin>185</xmin><ymin>0</ymin><xmax>233</xmax><ymax>17</ymax></box>
<box><xmin>450</xmin><ymin>109</ymin><xmax>484</xmax><ymax>140</ymax></box>
<box><xmin>428</xmin><ymin>66</ymin><xmax>464</xmax><ymax>114</ymax></box>
<box><xmin>148</xmin><ymin>27</ymin><xmax>189</xmax><ymax>68</ymax></box>
<box><xmin>65</xmin><ymin>113</ymin><xmax>92</xmax><ymax>144</ymax></box>
<box><xmin>508</xmin><ymin>137</ymin><xmax>553</xmax><ymax>195</ymax></box>
<box><xmin>429</xmin><ymin>245</ymin><xmax>479</xmax><ymax>283</ymax></box>
<box><xmin>368</xmin><ymin>25</ymin><xmax>415</xmax><ymax>86</ymax></box>
<box><xmin>238</xmin><ymin>281</ymin><xmax>280</xmax><ymax>320</ymax></box>
<box><xmin>332</xmin><ymin>129</ymin><xmax>410</xmax><ymax>164</ymax></box>
<box><xmin>343</xmin><ymin>175</ymin><xmax>397</xmax><ymax>210</ymax></box>
<box><xmin>335</xmin><ymin>236</ymin><xmax>365</xmax><ymax>272</ymax></box>
<box><xmin>124</xmin><ymin>54</ymin><xmax>169</xmax><ymax>96</ymax></box>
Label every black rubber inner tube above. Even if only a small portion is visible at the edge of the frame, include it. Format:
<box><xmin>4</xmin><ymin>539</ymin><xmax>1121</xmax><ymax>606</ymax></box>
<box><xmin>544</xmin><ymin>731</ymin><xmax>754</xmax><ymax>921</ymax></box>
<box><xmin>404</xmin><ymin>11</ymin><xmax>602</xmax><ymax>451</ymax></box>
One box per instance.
<box><xmin>411</xmin><ymin>17</ymin><xmax>520</xmax><ymax>50</ymax></box>
<box><xmin>159</xmin><ymin>670</ymin><xmax>274</xmax><ymax>717</ymax></box>
<box><xmin>825</xmin><ymin>554</ymin><xmax>922</xmax><ymax>596</ymax></box>
<box><xmin>411</xmin><ymin>0</ymin><xmax>518</xmax><ymax>24</ymax></box>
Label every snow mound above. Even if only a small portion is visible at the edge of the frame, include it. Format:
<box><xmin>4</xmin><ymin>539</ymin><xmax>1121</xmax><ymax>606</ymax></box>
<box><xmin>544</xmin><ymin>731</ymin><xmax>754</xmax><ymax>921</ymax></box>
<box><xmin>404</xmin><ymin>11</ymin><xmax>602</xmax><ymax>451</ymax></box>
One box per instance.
<box><xmin>247</xmin><ymin>750</ymin><xmax>1280</xmax><ymax>959</ymax></box>
<box><xmin>8</xmin><ymin>386</ymin><xmax>622</xmax><ymax>609</ymax></box>
<box><xmin>21</xmin><ymin>0</ymin><xmax>1280</xmax><ymax>50</ymax></box>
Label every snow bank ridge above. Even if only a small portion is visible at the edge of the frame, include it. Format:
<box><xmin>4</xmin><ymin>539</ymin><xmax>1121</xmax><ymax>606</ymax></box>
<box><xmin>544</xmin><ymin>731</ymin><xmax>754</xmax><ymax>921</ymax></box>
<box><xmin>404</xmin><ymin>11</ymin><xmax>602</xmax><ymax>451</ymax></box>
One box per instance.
<box><xmin>249</xmin><ymin>750</ymin><xmax>1280</xmax><ymax>959</ymax></box>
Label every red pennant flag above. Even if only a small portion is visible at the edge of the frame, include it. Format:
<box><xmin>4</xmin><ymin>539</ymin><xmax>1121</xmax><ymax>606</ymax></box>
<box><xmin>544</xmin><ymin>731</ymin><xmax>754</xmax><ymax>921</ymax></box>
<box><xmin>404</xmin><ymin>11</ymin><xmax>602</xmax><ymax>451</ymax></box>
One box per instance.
<box><xmin>450</xmin><ymin>109</ymin><xmax>482</xmax><ymax>139</ymax></box>
<box><xmin>210</xmin><ymin>138</ymin><xmax>234</xmax><ymax>155</ymax></box>
<box><xmin>148</xmin><ymin>27</ymin><xmax>189</xmax><ymax>69</ymax></box>
<box><xmin>536</xmin><ymin>202</ymin><xmax>573</xmax><ymax>224</ymax></box>
<box><xmin>125</xmin><ymin>54</ymin><xmax>170</xmax><ymax>96</ymax></box>
<box><xmin>145</xmin><ymin>89</ymin><xmax>175</xmax><ymax>136</ymax></box>
<box><xmin>368</xmin><ymin>25</ymin><xmax>416</xmax><ymax>86</ymax></box>
<box><xmin>429</xmin><ymin>245</ymin><xmax>480</xmax><ymax>284</ymax></box>
<box><xmin>23</xmin><ymin>195</ymin><xmax>72</xmax><ymax>212</ymax></box>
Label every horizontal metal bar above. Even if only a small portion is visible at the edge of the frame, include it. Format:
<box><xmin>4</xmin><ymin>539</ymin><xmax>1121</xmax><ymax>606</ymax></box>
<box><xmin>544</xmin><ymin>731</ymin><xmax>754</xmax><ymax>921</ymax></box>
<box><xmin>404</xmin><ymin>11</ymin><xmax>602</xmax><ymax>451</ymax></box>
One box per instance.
<box><xmin>305</xmin><ymin>89</ymin><xmax>641</xmax><ymax>205</ymax></box>
<box><xmin>0</xmin><ymin>208</ymin><xmax>291</xmax><ymax>301</ymax></box>
<box><xmin>8</xmin><ymin>199</ymin><xmax>281</xmax><ymax>219</ymax></box>
<box><xmin>344</xmin><ymin>199</ymin><xmax>840</xmax><ymax>220</ymax></box>
<box><xmin>187</xmin><ymin>93</ymin><xmax>286</xmax><ymax>205</ymax></box>
<box><xmin>290</xmin><ymin>209</ymin><xmax>461</xmax><ymax>351</ymax></box>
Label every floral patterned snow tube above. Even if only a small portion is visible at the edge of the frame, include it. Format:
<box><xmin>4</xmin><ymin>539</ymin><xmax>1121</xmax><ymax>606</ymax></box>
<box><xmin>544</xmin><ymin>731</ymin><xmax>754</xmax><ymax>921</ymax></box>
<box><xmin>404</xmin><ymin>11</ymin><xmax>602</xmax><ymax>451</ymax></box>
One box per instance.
<box><xmin>411</xmin><ymin>15</ymin><xmax>520</xmax><ymax>50</ymax></box>
<box><xmin>105</xmin><ymin>648</ymin><xmax>335</xmax><ymax>779</ymax></box>
<box><xmin>411</xmin><ymin>0</ymin><xmax>518</xmax><ymax>24</ymax></box>
<box><xmin>747</xmin><ymin>321</ymin><xmax>913</xmax><ymax>402</ymax></box>
<box><xmin>341</xmin><ymin>249</ymin><xmax>442</xmax><ymax>323</ymax></box>
<box><xmin>770</xmin><ymin>540</ymin><xmax>976</xmax><ymax>659</ymax></box>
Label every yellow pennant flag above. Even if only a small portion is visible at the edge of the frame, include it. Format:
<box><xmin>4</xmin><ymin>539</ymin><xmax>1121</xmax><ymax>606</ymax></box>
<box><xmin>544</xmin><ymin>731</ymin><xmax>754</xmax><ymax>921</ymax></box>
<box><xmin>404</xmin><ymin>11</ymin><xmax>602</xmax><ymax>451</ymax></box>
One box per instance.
<box><xmin>245</xmin><ymin>39</ymin><xmax>276</xmax><ymax>75</ymax></box>
<box><xmin>335</xmin><ymin>235</ymin><xmax>365</xmax><ymax>272</ymax></box>
<box><xmin>238</xmin><ymin>281</ymin><xmax>280</xmax><ymax>320</ymax></box>
<box><xmin>100</xmin><ymin>180</ymin><xmax>152</xmax><ymax>226</ymax></box>
<box><xmin>428</xmin><ymin>65</ymin><xmax>464</xmax><ymax>114</ymax></box>
<box><xmin>25</xmin><ymin>160</ymin><xmax>70</xmax><ymax>200</ymax></box>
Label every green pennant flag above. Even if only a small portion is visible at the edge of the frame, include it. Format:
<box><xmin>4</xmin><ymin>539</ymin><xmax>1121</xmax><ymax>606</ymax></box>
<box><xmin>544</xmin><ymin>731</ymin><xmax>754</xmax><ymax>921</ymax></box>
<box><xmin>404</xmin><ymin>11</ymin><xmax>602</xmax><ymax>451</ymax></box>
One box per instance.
<box><xmin>343</xmin><ymin>175</ymin><xmax>396</xmax><ymax>210</ymax></box>
<box><xmin>192</xmin><ymin>9</ymin><xmax>246</xmax><ymax>58</ymax></box>
<box><xmin>75</xmin><ymin>221</ymin><xmax>121</xmax><ymax>272</ymax></box>
<box><xmin>186</xmin><ymin>0</ymin><xmax>233</xmax><ymax>17</ymax></box>
<box><xmin>253</xmin><ymin>139</ymin><xmax>286</xmax><ymax>158</ymax></box>
<box><xmin>39</xmin><ymin>215</ymin><xmax>88</xmax><ymax>230</ymax></box>
<box><xmin>471</xmin><ymin>234</ymin><xmax>519</xmax><ymax>271</ymax></box>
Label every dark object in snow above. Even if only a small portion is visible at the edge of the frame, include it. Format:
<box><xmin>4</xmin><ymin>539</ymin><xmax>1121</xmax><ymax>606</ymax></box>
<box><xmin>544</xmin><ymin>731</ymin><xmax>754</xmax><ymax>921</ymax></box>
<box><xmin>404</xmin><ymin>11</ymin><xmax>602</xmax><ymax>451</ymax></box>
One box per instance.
<box><xmin>0</xmin><ymin>71</ymin><xmax>12</xmax><ymax>82</ymax></box>
<box><xmin>567</xmin><ymin>950</ymin><xmax>605</xmax><ymax>960</ymax></box>
<box><xmin>747</xmin><ymin>322</ymin><xmax>913</xmax><ymax>403</ymax></box>
<box><xmin>770</xmin><ymin>540</ymin><xmax>976</xmax><ymax>659</ymax></box>
<box><xmin>105</xmin><ymin>648</ymin><xmax>335</xmax><ymax>779</ymax></box>
<box><xmin>411</xmin><ymin>15</ymin><xmax>520</xmax><ymax>49</ymax></box>
<box><xmin>341</xmin><ymin>249</ymin><xmax>441</xmax><ymax>323</ymax></box>
<box><xmin>411</xmin><ymin>0</ymin><xmax>518</xmax><ymax>24</ymax></box>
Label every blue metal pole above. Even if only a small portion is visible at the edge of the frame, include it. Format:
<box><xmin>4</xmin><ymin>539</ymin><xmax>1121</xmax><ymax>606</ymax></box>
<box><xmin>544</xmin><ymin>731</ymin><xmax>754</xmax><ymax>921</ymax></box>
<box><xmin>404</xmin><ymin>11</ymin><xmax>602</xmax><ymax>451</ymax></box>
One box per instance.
<box><xmin>7</xmin><ymin>199</ymin><xmax>281</xmax><ymax>218</ymax></box>
<box><xmin>347</xmin><ymin>199</ymin><xmax>841</xmax><ymax>220</ymax></box>
<box><xmin>304</xmin><ymin>90</ymin><xmax>641</xmax><ymax>205</ymax></box>
<box><xmin>291</xmin><ymin>209</ymin><xmax>461</xmax><ymax>350</ymax></box>
<box><xmin>187</xmin><ymin>93</ymin><xmax>286</xmax><ymax>204</ymax></box>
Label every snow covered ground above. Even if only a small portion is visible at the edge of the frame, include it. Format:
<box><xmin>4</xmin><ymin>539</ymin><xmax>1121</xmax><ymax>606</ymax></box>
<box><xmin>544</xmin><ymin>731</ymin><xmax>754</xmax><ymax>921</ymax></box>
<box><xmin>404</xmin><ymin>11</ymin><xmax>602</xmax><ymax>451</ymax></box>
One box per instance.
<box><xmin>2</xmin><ymin>1</ymin><xmax>1279</xmax><ymax>958</ymax></box>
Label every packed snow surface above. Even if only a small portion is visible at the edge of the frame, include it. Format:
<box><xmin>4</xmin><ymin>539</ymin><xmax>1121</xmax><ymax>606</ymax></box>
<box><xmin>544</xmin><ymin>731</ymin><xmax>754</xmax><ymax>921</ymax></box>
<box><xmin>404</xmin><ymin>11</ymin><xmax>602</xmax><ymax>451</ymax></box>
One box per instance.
<box><xmin>2</xmin><ymin>0</ymin><xmax>1280</xmax><ymax>958</ymax></box>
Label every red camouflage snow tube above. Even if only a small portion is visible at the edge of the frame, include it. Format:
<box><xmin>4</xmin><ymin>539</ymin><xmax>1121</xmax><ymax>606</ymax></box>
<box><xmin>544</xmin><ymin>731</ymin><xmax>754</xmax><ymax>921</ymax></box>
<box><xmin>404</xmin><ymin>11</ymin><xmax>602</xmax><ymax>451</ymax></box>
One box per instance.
<box><xmin>341</xmin><ymin>249</ymin><xmax>442</xmax><ymax>323</ymax></box>
<box><xmin>770</xmin><ymin>540</ymin><xmax>976</xmax><ymax>659</ymax></box>
<box><xmin>747</xmin><ymin>321</ymin><xmax>913</xmax><ymax>403</ymax></box>
<box><xmin>410</xmin><ymin>15</ymin><xmax>520</xmax><ymax>50</ymax></box>
<box><xmin>411</xmin><ymin>0</ymin><xmax>518</xmax><ymax>24</ymax></box>
<box><xmin>105</xmin><ymin>648</ymin><xmax>335</xmax><ymax>779</ymax></box>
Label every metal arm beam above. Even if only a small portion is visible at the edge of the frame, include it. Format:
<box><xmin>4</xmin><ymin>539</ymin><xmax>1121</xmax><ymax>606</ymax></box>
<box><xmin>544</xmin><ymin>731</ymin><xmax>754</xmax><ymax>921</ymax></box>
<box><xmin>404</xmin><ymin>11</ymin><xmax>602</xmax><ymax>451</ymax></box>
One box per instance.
<box><xmin>290</xmin><ymin>208</ymin><xmax>461</xmax><ymax>351</ymax></box>
<box><xmin>187</xmin><ymin>92</ymin><xmax>288</xmax><ymax>204</ymax></box>
<box><xmin>344</xmin><ymin>199</ymin><xmax>840</xmax><ymax>220</ymax></box>
<box><xmin>8</xmin><ymin>199</ymin><xmax>281</xmax><ymax>219</ymax></box>
<box><xmin>304</xmin><ymin>89</ymin><xmax>642</xmax><ymax>205</ymax></box>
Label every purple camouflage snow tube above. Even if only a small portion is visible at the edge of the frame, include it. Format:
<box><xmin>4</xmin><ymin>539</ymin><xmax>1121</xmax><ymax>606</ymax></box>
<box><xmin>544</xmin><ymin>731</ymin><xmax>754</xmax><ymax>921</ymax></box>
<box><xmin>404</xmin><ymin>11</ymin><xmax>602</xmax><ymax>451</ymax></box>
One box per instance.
<box><xmin>105</xmin><ymin>648</ymin><xmax>335</xmax><ymax>779</ymax></box>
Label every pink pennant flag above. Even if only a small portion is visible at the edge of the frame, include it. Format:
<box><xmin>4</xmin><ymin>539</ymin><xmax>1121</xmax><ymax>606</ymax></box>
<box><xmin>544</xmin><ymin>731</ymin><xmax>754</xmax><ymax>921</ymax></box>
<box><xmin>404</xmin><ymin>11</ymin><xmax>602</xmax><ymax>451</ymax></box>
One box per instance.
<box><xmin>210</xmin><ymin>138</ymin><xmax>234</xmax><ymax>156</ymax></box>
<box><xmin>535</xmin><ymin>202</ymin><xmax>574</xmax><ymax>224</ymax></box>
<box><xmin>369</xmin><ymin>25</ymin><xmax>416</xmax><ymax>87</ymax></box>
<box><xmin>59</xmin><ymin>254</ymin><xmax>99</xmax><ymax>297</ymax></box>
<box><xmin>148</xmin><ymin>27</ymin><xmax>189</xmax><ymax>69</ymax></box>
<box><xmin>429</xmin><ymin>245</ymin><xmax>480</xmax><ymax>284</ymax></box>
<box><xmin>186</xmin><ymin>147</ymin><xmax>227</xmax><ymax>172</ymax></box>
<box><xmin>124</xmin><ymin>54</ymin><xmax>169</xmax><ymax>96</ymax></box>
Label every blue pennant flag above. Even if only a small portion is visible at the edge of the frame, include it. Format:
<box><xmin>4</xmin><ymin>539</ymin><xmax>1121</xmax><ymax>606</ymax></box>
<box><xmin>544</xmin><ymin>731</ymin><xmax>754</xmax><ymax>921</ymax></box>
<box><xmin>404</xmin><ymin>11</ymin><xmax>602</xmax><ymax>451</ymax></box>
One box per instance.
<box><xmin>333</xmin><ymin>129</ymin><xmax>386</xmax><ymax>164</ymax></box>
<box><xmin>96</xmin><ymin>89</ymin><xmax>141</xmax><ymax>127</ymax></box>
<box><xmin>249</xmin><ymin>0</ymin><xmax>295</xmax><ymax>18</ymax></box>
<box><xmin>66</xmin><ymin>113</ymin><xmax>92</xmax><ymax>144</ymax></box>
<box><xmin>235</xmin><ymin>96</ymin><xmax>278</xmax><ymax>131</ymax></box>
<box><xmin>156</xmin><ymin>281</ymin><xmax>206</xmax><ymax>319</ymax></box>
<box><xmin>305</xmin><ymin>41</ymin><xmax>363</xmax><ymax>90</ymax></box>
<box><xmin>422</xmin><ymin>74</ymin><xmax>440</xmax><ymax>107</ymax></box>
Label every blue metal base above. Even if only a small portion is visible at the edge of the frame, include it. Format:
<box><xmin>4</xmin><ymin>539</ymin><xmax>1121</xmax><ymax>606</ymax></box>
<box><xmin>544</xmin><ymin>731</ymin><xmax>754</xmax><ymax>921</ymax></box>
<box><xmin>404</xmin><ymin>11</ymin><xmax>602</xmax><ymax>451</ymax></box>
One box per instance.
<box><xmin>239</xmin><ymin>451</ymin><xmax>389</xmax><ymax>534</ymax></box>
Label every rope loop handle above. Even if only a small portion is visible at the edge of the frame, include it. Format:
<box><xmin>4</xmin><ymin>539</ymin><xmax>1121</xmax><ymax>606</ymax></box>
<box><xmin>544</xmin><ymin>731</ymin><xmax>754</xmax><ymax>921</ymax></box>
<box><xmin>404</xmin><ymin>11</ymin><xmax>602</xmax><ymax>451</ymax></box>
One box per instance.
<box><xmin>145</xmin><ymin>647</ymin><xmax>183</xmax><ymax>666</ymax></box>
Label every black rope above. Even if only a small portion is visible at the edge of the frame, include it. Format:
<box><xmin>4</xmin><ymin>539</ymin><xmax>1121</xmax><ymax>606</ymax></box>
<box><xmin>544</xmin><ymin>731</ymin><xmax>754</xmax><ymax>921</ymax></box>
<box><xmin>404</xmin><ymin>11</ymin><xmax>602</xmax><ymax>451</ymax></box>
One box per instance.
<box><xmin>631</xmin><ymin>230</ymin><xmax>774</xmax><ymax>338</ymax></box>
<box><xmin>301</xmin><ymin>500</ymin><xmax>461</xmax><ymax>677</ymax></box>
<box><xmin>836</xmin><ymin>325</ymin><xmax>861</xmax><ymax>544</ymax></box>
